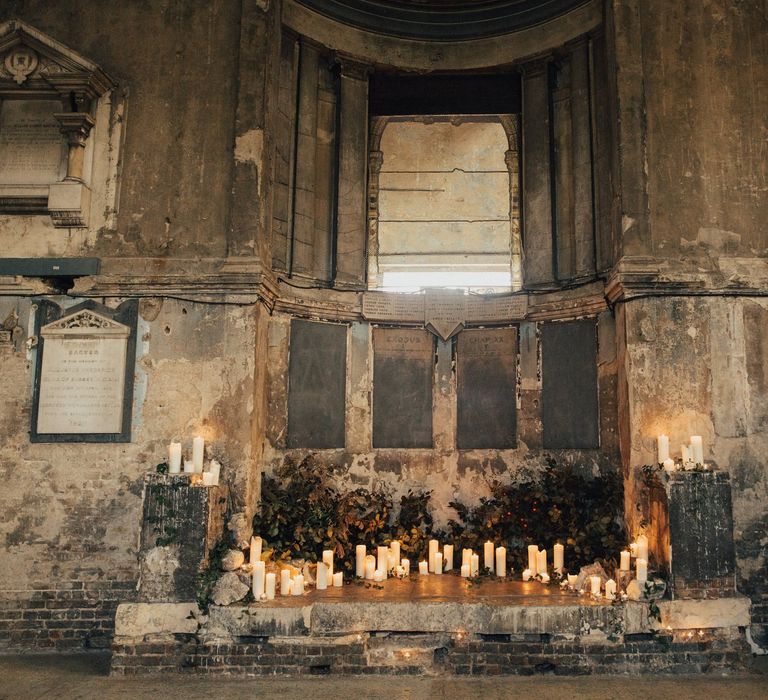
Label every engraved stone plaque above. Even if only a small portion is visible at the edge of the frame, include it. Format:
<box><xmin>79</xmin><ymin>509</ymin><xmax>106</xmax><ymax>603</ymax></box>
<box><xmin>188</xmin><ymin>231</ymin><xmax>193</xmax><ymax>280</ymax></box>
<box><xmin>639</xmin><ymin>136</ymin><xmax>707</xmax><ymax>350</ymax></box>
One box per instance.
<box><xmin>362</xmin><ymin>292</ymin><xmax>423</xmax><ymax>322</ymax></box>
<box><xmin>424</xmin><ymin>290</ymin><xmax>466</xmax><ymax>340</ymax></box>
<box><xmin>0</xmin><ymin>100</ymin><xmax>65</xmax><ymax>185</ymax></box>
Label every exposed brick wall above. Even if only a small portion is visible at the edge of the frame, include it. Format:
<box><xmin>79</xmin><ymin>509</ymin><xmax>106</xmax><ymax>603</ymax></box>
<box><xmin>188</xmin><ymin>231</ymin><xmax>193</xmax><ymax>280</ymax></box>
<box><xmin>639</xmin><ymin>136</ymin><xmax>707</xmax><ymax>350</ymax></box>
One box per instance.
<box><xmin>0</xmin><ymin>581</ymin><xmax>136</xmax><ymax>651</ymax></box>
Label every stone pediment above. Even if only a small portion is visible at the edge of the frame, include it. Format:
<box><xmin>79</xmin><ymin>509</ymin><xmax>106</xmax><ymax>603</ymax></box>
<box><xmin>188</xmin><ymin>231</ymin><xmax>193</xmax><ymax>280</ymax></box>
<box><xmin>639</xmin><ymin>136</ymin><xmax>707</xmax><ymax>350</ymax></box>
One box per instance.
<box><xmin>41</xmin><ymin>309</ymin><xmax>130</xmax><ymax>339</ymax></box>
<box><xmin>0</xmin><ymin>19</ymin><xmax>114</xmax><ymax>99</ymax></box>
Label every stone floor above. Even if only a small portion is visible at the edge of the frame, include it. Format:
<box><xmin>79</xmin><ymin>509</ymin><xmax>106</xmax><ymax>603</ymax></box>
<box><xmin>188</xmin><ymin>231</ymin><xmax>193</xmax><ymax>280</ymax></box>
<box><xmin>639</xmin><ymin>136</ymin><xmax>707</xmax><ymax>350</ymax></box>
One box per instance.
<box><xmin>1</xmin><ymin>653</ymin><xmax>767</xmax><ymax>700</ymax></box>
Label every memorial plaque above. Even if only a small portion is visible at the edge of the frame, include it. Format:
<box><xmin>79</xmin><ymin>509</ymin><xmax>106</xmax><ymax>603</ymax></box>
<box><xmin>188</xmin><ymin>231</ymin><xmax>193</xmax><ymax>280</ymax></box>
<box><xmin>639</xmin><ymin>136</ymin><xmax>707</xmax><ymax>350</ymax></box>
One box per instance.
<box><xmin>362</xmin><ymin>292</ymin><xmax>423</xmax><ymax>322</ymax></box>
<box><xmin>287</xmin><ymin>319</ymin><xmax>347</xmax><ymax>448</ymax></box>
<box><xmin>424</xmin><ymin>290</ymin><xmax>466</xmax><ymax>340</ymax></box>
<box><xmin>541</xmin><ymin>319</ymin><xmax>599</xmax><ymax>449</ymax></box>
<box><xmin>466</xmin><ymin>294</ymin><xmax>527</xmax><ymax>322</ymax></box>
<box><xmin>31</xmin><ymin>300</ymin><xmax>138</xmax><ymax>442</ymax></box>
<box><xmin>373</xmin><ymin>328</ymin><xmax>433</xmax><ymax>448</ymax></box>
<box><xmin>0</xmin><ymin>100</ymin><xmax>65</xmax><ymax>185</ymax></box>
<box><xmin>457</xmin><ymin>328</ymin><xmax>518</xmax><ymax>449</ymax></box>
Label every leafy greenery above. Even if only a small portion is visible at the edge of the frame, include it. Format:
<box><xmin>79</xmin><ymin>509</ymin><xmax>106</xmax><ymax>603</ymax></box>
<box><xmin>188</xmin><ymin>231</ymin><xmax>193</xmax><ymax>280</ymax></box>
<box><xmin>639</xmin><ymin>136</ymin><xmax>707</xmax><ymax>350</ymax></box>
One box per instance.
<box><xmin>197</xmin><ymin>537</ymin><xmax>230</xmax><ymax>615</ymax></box>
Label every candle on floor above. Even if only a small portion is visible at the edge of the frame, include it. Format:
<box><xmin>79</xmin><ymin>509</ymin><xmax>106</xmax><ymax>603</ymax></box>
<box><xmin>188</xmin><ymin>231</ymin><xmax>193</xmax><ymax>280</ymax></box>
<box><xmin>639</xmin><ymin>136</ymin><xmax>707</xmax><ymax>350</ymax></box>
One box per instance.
<box><xmin>522</xmin><ymin>569</ymin><xmax>532</xmax><ymax>581</ymax></box>
<box><xmin>250</xmin><ymin>536</ymin><xmax>262</xmax><ymax>566</ymax></box>
<box><xmin>168</xmin><ymin>442</ymin><xmax>182</xmax><ymax>473</ymax></box>
<box><xmin>636</xmin><ymin>558</ymin><xmax>648</xmax><ymax>584</ymax></box>
<box><xmin>428</xmin><ymin>540</ymin><xmax>439</xmax><ymax>573</ymax></box>
<box><xmin>637</xmin><ymin>535</ymin><xmax>649</xmax><ymax>561</ymax></box>
<box><xmin>495</xmin><ymin>546</ymin><xmax>506</xmax><ymax>577</ymax></box>
<box><xmin>365</xmin><ymin>556</ymin><xmax>376</xmax><ymax>580</ymax></box>
<box><xmin>537</xmin><ymin>549</ymin><xmax>547</xmax><ymax>575</ymax></box>
<box><xmin>434</xmin><ymin>552</ymin><xmax>443</xmax><ymax>575</ymax></box>
<box><xmin>316</xmin><ymin>562</ymin><xmax>328</xmax><ymax>590</ymax></box>
<box><xmin>280</xmin><ymin>569</ymin><xmax>291</xmax><ymax>596</ymax></box>
<box><xmin>265</xmin><ymin>572</ymin><xmax>276</xmax><ymax>600</ymax></box>
<box><xmin>553</xmin><ymin>543</ymin><xmax>564</xmax><ymax>574</ymax></box>
<box><xmin>605</xmin><ymin>579</ymin><xmax>616</xmax><ymax>600</ymax></box>
<box><xmin>620</xmin><ymin>550</ymin><xmax>631</xmax><ymax>571</ymax></box>
<box><xmin>183</xmin><ymin>460</ymin><xmax>195</xmax><ymax>474</ymax></box>
<box><xmin>192</xmin><ymin>436</ymin><xmax>205</xmax><ymax>472</ymax></box>
<box><xmin>690</xmin><ymin>435</ymin><xmax>704</xmax><ymax>465</ymax></box>
<box><xmin>292</xmin><ymin>574</ymin><xmax>304</xmax><ymax>595</ymax></box>
<box><xmin>657</xmin><ymin>434</ymin><xmax>669</xmax><ymax>463</ymax></box>
<box><xmin>252</xmin><ymin>561</ymin><xmax>266</xmax><ymax>600</ymax></box>
<box><xmin>322</xmin><ymin>549</ymin><xmax>334</xmax><ymax>579</ymax></box>
<box><xmin>443</xmin><ymin>544</ymin><xmax>454</xmax><ymax>572</ymax></box>
<box><xmin>590</xmin><ymin>575</ymin><xmax>601</xmax><ymax>596</ymax></box>
<box><xmin>527</xmin><ymin>545</ymin><xmax>538</xmax><ymax>572</ymax></box>
<box><xmin>470</xmin><ymin>553</ymin><xmax>480</xmax><ymax>577</ymax></box>
<box><xmin>462</xmin><ymin>548</ymin><xmax>472</xmax><ymax>569</ymax></box>
<box><xmin>461</xmin><ymin>564</ymin><xmax>470</xmax><ymax>578</ymax></box>
<box><xmin>332</xmin><ymin>572</ymin><xmax>343</xmax><ymax>588</ymax></box>
<box><xmin>356</xmin><ymin>545</ymin><xmax>366</xmax><ymax>578</ymax></box>
<box><xmin>484</xmin><ymin>541</ymin><xmax>495</xmax><ymax>573</ymax></box>
<box><xmin>418</xmin><ymin>561</ymin><xmax>429</xmax><ymax>576</ymax></box>
<box><xmin>401</xmin><ymin>559</ymin><xmax>410</xmax><ymax>576</ymax></box>
<box><xmin>377</xmin><ymin>546</ymin><xmax>389</xmax><ymax>577</ymax></box>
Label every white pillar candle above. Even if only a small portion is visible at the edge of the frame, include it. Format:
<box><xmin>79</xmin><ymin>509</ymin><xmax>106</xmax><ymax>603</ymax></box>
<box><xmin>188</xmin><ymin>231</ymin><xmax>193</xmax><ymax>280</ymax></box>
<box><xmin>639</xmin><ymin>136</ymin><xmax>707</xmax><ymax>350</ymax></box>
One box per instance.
<box><xmin>567</xmin><ymin>574</ymin><xmax>578</xmax><ymax>589</ymax></box>
<box><xmin>681</xmin><ymin>444</ymin><xmax>691</xmax><ymax>465</ymax></box>
<box><xmin>443</xmin><ymin>544</ymin><xmax>454</xmax><ymax>571</ymax></box>
<box><xmin>527</xmin><ymin>545</ymin><xmax>539</xmax><ymax>572</ymax></box>
<box><xmin>629</xmin><ymin>542</ymin><xmax>638</xmax><ymax>558</ymax></box>
<box><xmin>192</xmin><ymin>436</ymin><xmax>205</xmax><ymax>472</ymax></box>
<box><xmin>355</xmin><ymin>545</ymin><xmax>366</xmax><ymax>578</ymax></box>
<box><xmin>388</xmin><ymin>549</ymin><xmax>398</xmax><ymax>572</ymax></box>
<box><xmin>401</xmin><ymin>559</ymin><xmax>410</xmax><ymax>576</ymax></box>
<box><xmin>168</xmin><ymin>442</ymin><xmax>182</xmax><ymax>473</ymax></box>
<box><xmin>365</xmin><ymin>557</ymin><xmax>376</xmax><ymax>580</ymax></box>
<box><xmin>332</xmin><ymin>572</ymin><xmax>343</xmax><ymax>587</ymax></box>
<box><xmin>483</xmin><ymin>541</ymin><xmax>495</xmax><ymax>573</ymax></box>
<box><xmin>374</xmin><ymin>569</ymin><xmax>386</xmax><ymax>582</ymax></box>
<box><xmin>280</xmin><ymin>569</ymin><xmax>291</xmax><ymax>596</ymax></box>
<box><xmin>202</xmin><ymin>472</ymin><xmax>215</xmax><ymax>486</ymax></box>
<box><xmin>537</xmin><ymin>549</ymin><xmax>547</xmax><ymax>575</ymax></box>
<box><xmin>690</xmin><ymin>435</ymin><xmax>704</xmax><ymax>465</ymax></box>
<box><xmin>540</xmin><ymin>572</ymin><xmax>550</xmax><ymax>583</ymax></box>
<box><xmin>183</xmin><ymin>460</ymin><xmax>195</xmax><ymax>474</ymax></box>
<box><xmin>434</xmin><ymin>552</ymin><xmax>443</xmax><ymax>575</ymax></box>
<box><xmin>637</xmin><ymin>535</ymin><xmax>649</xmax><ymax>562</ymax></box>
<box><xmin>590</xmin><ymin>575</ymin><xmax>601</xmax><ymax>596</ymax></box>
<box><xmin>470</xmin><ymin>553</ymin><xmax>480</xmax><ymax>577</ymax></box>
<box><xmin>461</xmin><ymin>563</ymin><xmax>470</xmax><ymax>578</ymax></box>
<box><xmin>390</xmin><ymin>540</ymin><xmax>401</xmax><ymax>566</ymax></box>
<box><xmin>377</xmin><ymin>546</ymin><xmax>389</xmax><ymax>577</ymax></box>
<box><xmin>250</xmin><ymin>536</ymin><xmax>262</xmax><ymax>566</ymax></box>
<box><xmin>265</xmin><ymin>572</ymin><xmax>276</xmax><ymax>600</ymax></box>
<box><xmin>316</xmin><ymin>562</ymin><xmax>328</xmax><ymax>590</ymax></box>
<box><xmin>495</xmin><ymin>547</ymin><xmax>506</xmax><ymax>577</ymax></box>
<box><xmin>292</xmin><ymin>574</ymin><xmax>304</xmax><ymax>595</ymax></box>
<box><xmin>418</xmin><ymin>560</ymin><xmax>429</xmax><ymax>576</ymax></box>
<box><xmin>663</xmin><ymin>458</ymin><xmax>676</xmax><ymax>473</ymax></box>
<box><xmin>636</xmin><ymin>558</ymin><xmax>648</xmax><ymax>583</ymax></box>
<box><xmin>462</xmin><ymin>548</ymin><xmax>472</xmax><ymax>569</ymax></box>
<box><xmin>657</xmin><ymin>434</ymin><xmax>670</xmax><ymax>463</ymax></box>
<box><xmin>428</xmin><ymin>539</ymin><xmax>439</xmax><ymax>573</ymax></box>
<box><xmin>604</xmin><ymin>579</ymin><xmax>616</xmax><ymax>600</ymax></box>
<box><xmin>522</xmin><ymin>569</ymin><xmax>532</xmax><ymax>581</ymax></box>
<box><xmin>620</xmin><ymin>550</ymin><xmax>631</xmax><ymax>571</ymax></box>
<box><xmin>208</xmin><ymin>459</ymin><xmax>221</xmax><ymax>486</ymax></box>
<box><xmin>395</xmin><ymin>565</ymin><xmax>404</xmax><ymax>577</ymax></box>
<box><xmin>322</xmin><ymin>550</ymin><xmax>334</xmax><ymax>579</ymax></box>
<box><xmin>553</xmin><ymin>543</ymin><xmax>564</xmax><ymax>574</ymax></box>
<box><xmin>252</xmin><ymin>561</ymin><xmax>266</xmax><ymax>600</ymax></box>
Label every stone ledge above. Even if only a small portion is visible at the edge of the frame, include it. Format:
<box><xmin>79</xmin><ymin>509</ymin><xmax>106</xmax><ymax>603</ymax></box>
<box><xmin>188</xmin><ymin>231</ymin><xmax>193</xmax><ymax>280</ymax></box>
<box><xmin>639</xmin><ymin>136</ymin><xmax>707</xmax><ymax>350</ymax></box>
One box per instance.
<box><xmin>658</xmin><ymin>596</ymin><xmax>751</xmax><ymax>630</ymax></box>
<box><xmin>114</xmin><ymin>602</ymin><xmax>201</xmax><ymax>638</ymax></box>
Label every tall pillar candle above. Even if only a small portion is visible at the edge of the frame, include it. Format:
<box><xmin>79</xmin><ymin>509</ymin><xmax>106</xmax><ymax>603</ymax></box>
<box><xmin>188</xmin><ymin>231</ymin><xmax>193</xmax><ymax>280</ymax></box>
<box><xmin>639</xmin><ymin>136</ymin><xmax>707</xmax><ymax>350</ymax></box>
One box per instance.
<box><xmin>252</xmin><ymin>561</ymin><xmax>266</xmax><ymax>600</ymax></box>
<box><xmin>527</xmin><ymin>545</ymin><xmax>539</xmax><ymax>572</ymax></box>
<box><xmin>484</xmin><ymin>541</ymin><xmax>495</xmax><ymax>573</ymax></box>
<box><xmin>470</xmin><ymin>553</ymin><xmax>480</xmax><ymax>577</ymax></box>
<box><xmin>390</xmin><ymin>540</ymin><xmax>401</xmax><ymax>567</ymax></box>
<box><xmin>553</xmin><ymin>543</ymin><xmax>564</xmax><ymax>574</ymax></box>
<box><xmin>443</xmin><ymin>544</ymin><xmax>454</xmax><ymax>572</ymax></box>
<box><xmin>208</xmin><ymin>459</ymin><xmax>221</xmax><ymax>486</ymax></box>
<box><xmin>536</xmin><ymin>548</ymin><xmax>547</xmax><ymax>575</ymax></box>
<box><xmin>636</xmin><ymin>558</ymin><xmax>648</xmax><ymax>583</ymax></box>
<box><xmin>377</xmin><ymin>546</ymin><xmax>389</xmax><ymax>577</ymax></box>
<box><xmin>280</xmin><ymin>569</ymin><xmax>291</xmax><ymax>596</ymax></box>
<box><xmin>637</xmin><ymin>535</ymin><xmax>648</xmax><ymax>562</ymax></box>
<box><xmin>365</xmin><ymin>556</ymin><xmax>376</xmax><ymax>580</ymax></box>
<box><xmin>265</xmin><ymin>572</ymin><xmax>276</xmax><ymax>600</ymax></box>
<box><xmin>495</xmin><ymin>547</ymin><xmax>506</xmax><ymax>577</ymax></box>
<box><xmin>434</xmin><ymin>552</ymin><xmax>443</xmax><ymax>575</ymax></box>
<box><xmin>657</xmin><ymin>434</ymin><xmax>669</xmax><ymax>463</ymax></box>
<box><xmin>690</xmin><ymin>435</ymin><xmax>704</xmax><ymax>465</ymax></box>
<box><xmin>355</xmin><ymin>545</ymin><xmax>366</xmax><ymax>578</ymax></box>
<box><xmin>462</xmin><ymin>548</ymin><xmax>472</xmax><ymax>569</ymax></box>
<box><xmin>681</xmin><ymin>444</ymin><xmax>691</xmax><ymax>465</ymax></box>
<box><xmin>168</xmin><ymin>442</ymin><xmax>182</xmax><ymax>473</ymax></box>
<box><xmin>589</xmin><ymin>575</ymin><xmax>601</xmax><ymax>596</ymax></box>
<box><xmin>401</xmin><ymin>559</ymin><xmax>410</xmax><ymax>576</ymax></box>
<box><xmin>292</xmin><ymin>574</ymin><xmax>304</xmax><ymax>595</ymax></box>
<box><xmin>192</xmin><ymin>436</ymin><xmax>205</xmax><ymax>472</ymax></box>
<box><xmin>428</xmin><ymin>539</ymin><xmax>439</xmax><ymax>573</ymax></box>
<box><xmin>316</xmin><ymin>562</ymin><xmax>328</xmax><ymax>590</ymax></box>
<box><xmin>322</xmin><ymin>550</ymin><xmax>334</xmax><ymax>578</ymax></box>
<box><xmin>250</xmin><ymin>536</ymin><xmax>262</xmax><ymax>566</ymax></box>
<box><xmin>620</xmin><ymin>550</ymin><xmax>631</xmax><ymax>571</ymax></box>
<box><xmin>604</xmin><ymin>579</ymin><xmax>616</xmax><ymax>600</ymax></box>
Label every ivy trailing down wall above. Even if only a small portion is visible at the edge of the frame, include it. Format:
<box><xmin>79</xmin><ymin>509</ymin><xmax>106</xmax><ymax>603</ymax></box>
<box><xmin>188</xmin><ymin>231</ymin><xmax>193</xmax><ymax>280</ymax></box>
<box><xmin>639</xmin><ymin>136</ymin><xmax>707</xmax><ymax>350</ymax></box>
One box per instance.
<box><xmin>253</xmin><ymin>455</ymin><xmax>625</xmax><ymax>573</ymax></box>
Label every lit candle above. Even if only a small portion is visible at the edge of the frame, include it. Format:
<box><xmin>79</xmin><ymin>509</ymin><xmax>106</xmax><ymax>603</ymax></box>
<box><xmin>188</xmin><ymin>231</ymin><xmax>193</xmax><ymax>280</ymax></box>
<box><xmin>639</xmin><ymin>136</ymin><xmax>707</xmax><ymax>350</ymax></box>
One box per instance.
<box><xmin>604</xmin><ymin>579</ymin><xmax>616</xmax><ymax>600</ymax></box>
<box><xmin>495</xmin><ymin>547</ymin><xmax>506</xmax><ymax>577</ymax></box>
<box><xmin>202</xmin><ymin>472</ymin><xmax>215</xmax><ymax>487</ymax></box>
<box><xmin>418</xmin><ymin>561</ymin><xmax>429</xmax><ymax>576</ymax></box>
<box><xmin>461</xmin><ymin>564</ymin><xmax>470</xmax><ymax>578</ymax></box>
<box><xmin>250</xmin><ymin>536</ymin><xmax>262</xmax><ymax>566</ymax></box>
<box><xmin>390</xmin><ymin>540</ymin><xmax>401</xmax><ymax>567</ymax></box>
<box><xmin>537</xmin><ymin>549</ymin><xmax>547</xmax><ymax>575</ymax></box>
<box><xmin>322</xmin><ymin>549</ymin><xmax>334</xmax><ymax>579</ymax></box>
<box><xmin>629</xmin><ymin>542</ymin><xmax>638</xmax><ymax>558</ymax></box>
<box><xmin>365</xmin><ymin>556</ymin><xmax>376</xmax><ymax>580</ymax></box>
<box><xmin>168</xmin><ymin>442</ymin><xmax>182</xmax><ymax>473</ymax></box>
<box><xmin>657</xmin><ymin>434</ymin><xmax>669</xmax><ymax>463</ymax></box>
<box><xmin>252</xmin><ymin>561</ymin><xmax>266</xmax><ymax>600</ymax></box>
<box><xmin>522</xmin><ymin>569</ymin><xmax>532</xmax><ymax>581</ymax></box>
<box><xmin>681</xmin><ymin>444</ymin><xmax>691</xmax><ymax>465</ymax></box>
<box><xmin>567</xmin><ymin>574</ymin><xmax>578</xmax><ymax>589</ymax></box>
<box><xmin>292</xmin><ymin>574</ymin><xmax>304</xmax><ymax>595</ymax></box>
<box><xmin>192</xmin><ymin>436</ymin><xmax>205</xmax><ymax>472</ymax></box>
<box><xmin>373</xmin><ymin>569</ymin><xmax>385</xmax><ymax>582</ymax></box>
<box><xmin>377</xmin><ymin>546</ymin><xmax>389</xmax><ymax>577</ymax></box>
<box><xmin>332</xmin><ymin>572</ymin><xmax>343</xmax><ymax>587</ymax></box>
<box><xmin>636</xmin><ymin>558</ymin><xmax>648</xmax><ymax>583</ymax></box>
<box><xmin>690</xmin><ymin>436</ymin><xmax>704</xmax><ymax>465</ymax></box>
<box><xmin>208</xmin><ymin>460</ymin><xmax>221</xmax><ymax>485</ymax></box>
<box><xmin>470</xmin><ymin>553</ymin><xmax>479</xmax><ymax>577</ymax></box>
<box><xmin>590</xmin><ymin>575</ymin><xmax>601</xmax><ymax>596</ymax></box>
<box><xmin>620</xmin><ymin>550</ymin><xmax>631</xmax><ymax>571</ymax></box>
<box><xmin>316</xmin><ymin>562</ymin><xmax>328</xmax><ymax>590</ymax></box>
<box><xmin>443</xmin><ymin>544</ymin><xmax>454</xmax><ymax>572</ymax></box>
<box><xmin>434</xmin><ymin>552</ymin><xmax>443</xmax><ymax>575</ymax></box>
<box><xmin>637</xmin><ymin>535</ymin><xmax>648</xmax><ymax>562</ymax></box>
<box><xmin>355</xmin><ymin>545</ymin><xmax>366</xmax><ymax>578</ymax></box>
<box><xmin>280</xmin><ymin>569</ymin><xmax>291</xmax><ymax>596</ymax></box>
<box><xmin>553</xmin><ymin>543</ymin><xmax>564</xmax><ymax>574</ymax></box>
<box><xmin>663</xmin><ymin>458</ymin><xmax>675</xmax><ymax>473</ymax></box>
<box><xmin>401</xmin><ymin>559</ymin><xmax>410</xmax><ymax>576</ymax></box>
<box><xmin>428</xmin><ymin>540</ymin><xmax>439</xmax><ymax>573</ymax></box>
<box><xmin>265</xmin><ymin>572</ymin><xmax>276</xmax><ymax>600</ymax></box>
<box><xmin>527</xmin><ymin>545</ymin><xmax>539</xmax><ymax>572</ymax></box>
<box><xmin>462</xmin><ymin>548</ymin><xmax>472</xmax><ymax>569</ymax></box>
<box><xmin>183</xmin><ymin>460</ymin><xmax>195</xmax><ymax>474</ymax></box>
<box><xmin>484</xmin><ymin>541</ymin><xmax>495</xmax><ymax>573</ymax></box>
<box><xmin>388</xmin><ymin>549</ymin><xmax>397</xmax><ymax>571</ymax></box>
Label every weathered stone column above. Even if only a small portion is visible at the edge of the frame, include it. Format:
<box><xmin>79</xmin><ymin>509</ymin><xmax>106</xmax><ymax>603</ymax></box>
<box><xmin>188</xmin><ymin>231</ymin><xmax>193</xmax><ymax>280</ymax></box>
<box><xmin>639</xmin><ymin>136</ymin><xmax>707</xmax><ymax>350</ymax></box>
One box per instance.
<box><xmin>54</xmin><ymin>112</ymin><xmax>95</xmax><ymax>182</ymax></box>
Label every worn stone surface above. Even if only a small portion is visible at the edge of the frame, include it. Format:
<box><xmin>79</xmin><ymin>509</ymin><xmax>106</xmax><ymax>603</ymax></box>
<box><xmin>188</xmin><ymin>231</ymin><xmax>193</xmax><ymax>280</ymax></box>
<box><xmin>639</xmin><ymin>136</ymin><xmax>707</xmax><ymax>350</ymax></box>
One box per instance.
<box><xmin>211</xmin><ymin>572</ymin><xmax>250</xmax><ymax>607</ymax></box>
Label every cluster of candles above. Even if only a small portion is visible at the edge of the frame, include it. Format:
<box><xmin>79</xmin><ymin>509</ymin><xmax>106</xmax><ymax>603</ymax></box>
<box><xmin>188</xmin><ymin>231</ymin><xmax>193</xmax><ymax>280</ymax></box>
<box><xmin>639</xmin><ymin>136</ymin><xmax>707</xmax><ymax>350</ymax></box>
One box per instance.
<box><xmin>657</xmin><ymin>434</ymin><xmax>706</xmax><ymax>471</ymax></box>
<box><xmin>167</xmin><ymin>438</ymin><xmax>220</xmax><ymax>486</ymax></box>
<box><xmin>521</xmin><ymin>543</ymin><xmax>564</xmax><ymax>582</ymax></box>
